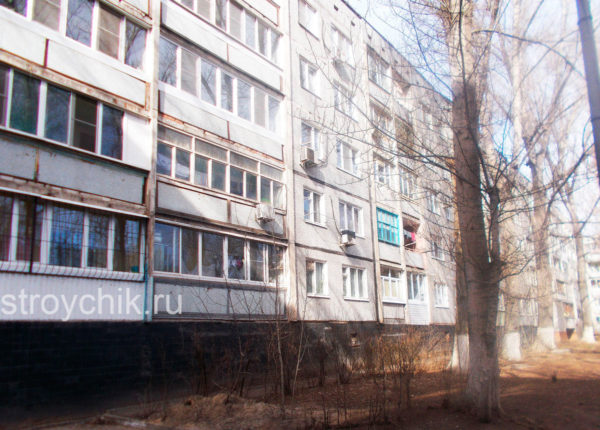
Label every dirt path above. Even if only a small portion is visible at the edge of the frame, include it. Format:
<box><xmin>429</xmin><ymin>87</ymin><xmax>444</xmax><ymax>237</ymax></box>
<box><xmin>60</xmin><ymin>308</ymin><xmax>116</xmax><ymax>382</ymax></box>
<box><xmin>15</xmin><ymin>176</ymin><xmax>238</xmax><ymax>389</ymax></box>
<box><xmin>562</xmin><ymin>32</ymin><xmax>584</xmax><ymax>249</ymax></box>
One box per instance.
<box><xmin>42</xmin><ymin>340</ymin><xmax>600</xmax><ymax>429</ymax></box>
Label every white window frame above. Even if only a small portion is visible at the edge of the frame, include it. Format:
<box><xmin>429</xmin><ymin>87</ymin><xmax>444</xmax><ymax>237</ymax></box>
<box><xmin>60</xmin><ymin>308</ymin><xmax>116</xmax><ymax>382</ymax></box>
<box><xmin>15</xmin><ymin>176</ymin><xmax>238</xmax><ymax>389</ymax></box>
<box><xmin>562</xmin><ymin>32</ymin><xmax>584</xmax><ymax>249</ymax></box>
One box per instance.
<box><xmin>303</xmin><ymin>188</ymin><xmax>324</xmax><ymax>225</ymax></box>
<box><xmin>381</xmin><ymin>267</ymin><xmax>405</xmax><ymax>303</ymax></box>
<box><xmin>399</xmin><ymin>166</ymin><xmax>416</xmax><ymax>199</ymax></box>
<box><xmin>301</xmin><ymin>122</ymin><xmax>322</xmax><ymax>159</ymax></box>
<box><xmin>331</xmin><ymin>25</ymin><xmax>353</xmax><ymax>66</ymax></box>
<box><xmin>407</xmin><ymin>271</ymin><xmax>426</xmax><ymax>303</ymax></box>
<box><xmin>431</xmin><ymin>235</ymin><xmax>445</xmax><ymax>260</ymax></box>
<box><xmin>343</xmin><ymin>266</ymin><xmax>366</xmax><ymax>299</ymax></box>
<box><xmin>298</xmin><ymin>0</ymin><xmax>318</xmax><ymax>36</ymax></box>
<box><xmin>334</xmin><ymin>82</ymin><xmax>353</xmax><ymax>118</ymax></box>
<box><xmin>339</xmin><ymin>201</ymin><xmax>362</xmax><ymax>236</ymax></box>
<box><xmin>368</xmin><ymin>49</ymin><xmax>390</xmax><ymax>90</ymax></box>
<box><xmin>306</xmin><ymin>259</ymin><xmax>327</xmax><ymax>296</ymax></box>
<box><xmin>427</xmin><ymin>191</ymin><xmax>441</xmax><ymax>214</ymax></box>
<box><xmin>299</xmin><ymin>57</ymin><xmax>319</xmax><ymax>95</ymax></box>
<box><xmin>336</xmin><ymin>140</ymin><xmax>358</xmax><ymax>175</ymax></box>
<box><xmin>374</xmin><ymin>158</ymin><xmax>393</xmax><ymax>186</ymax></box>
<box><xmin>434</xmin><ymin>283</ymin><xmax>449</xmax><ymax>308</ymax></box>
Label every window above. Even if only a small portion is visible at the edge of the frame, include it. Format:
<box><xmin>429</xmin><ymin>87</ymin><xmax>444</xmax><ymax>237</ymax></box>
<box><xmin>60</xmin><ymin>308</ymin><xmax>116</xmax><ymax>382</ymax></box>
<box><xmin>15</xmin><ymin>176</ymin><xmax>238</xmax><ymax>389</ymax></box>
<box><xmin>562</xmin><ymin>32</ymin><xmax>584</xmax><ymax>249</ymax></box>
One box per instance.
<box><xmin>374</xmin><ymin>159</ymin><xmax>392</xmax><ymax>186</ymax></box>
<box><xmin>300</xmin><ymin>58</ymin><xmax>318</xmax><ymax>94</ymax></box>
<box><xmin>399</xmin><ymin>167</ymin><xmax>416</xmax><ymax>199</ymax></box>
<box><xmin>343</xmin><ymin>266</ymin><xmax>366</xmax><ymax>299</ymax></box>
<box><xmin>381</xmin><ymin>267</ymin><xmax>403</xmax><ymax>302</ymax></box>
<box><xmin>298</xmin><ymin>0</ymin><xmax>318</xmax><ymax>35</ymax></box>
<box><xmin>336</xmin><ymin>140</ymin><xmax>358</xmax><ymax>174</ymax></box>
<box><xmin>339</xmin><ymin>202</ymin><xmax>362</xmax><ymax>236</ymax></box>
<box><xmin>306</xmin><ymin>260</ymin><xmax>326</xmax><ymax>295</ymax></box>
<box><xmin>368</xmin><ymin>49</ymin><xmax>390</xmax><ymax>90</ymax></box>
<box><xmin>156</xmin><ymin>125</ymin><xmax>284</xmax><ymax>207</ymax></box>
<box><xmin>154</xmin><ymin>222</ymin><xmax>285</xmax><ymax>284</ymax></box>
<box><xmin>34</xmin><ymin>0</ymin><xmax>61</xmax><ymax>30</ymax></box>
<box><xmin>10</xmin><ymin>71</ymin><xmax>40</xmax><ymax>134</ymax></box>
<box><xmin>66</xmin><ymin>0</ymin><xmax>93</xmax><ymax>46</ymax></box>
<box><xmin>403</xmin><ymin>220</ymin><xmax>418</xmax><ymax>251</ymax></box>
<box><xmin>407</xmin><ymin>272</ymin><xmax>426</xmax><ymax>302</ymax></box>
<box><xmin>431</xmin><ymin>235</ymin><xmax>444</xmax><ymax>260</ymax></box>
<box><xmin>0</xmin><ymin>193</ymin><xmax>142</xmax><ymax>273</ymax></box>
<box><xmin>0</xmin><ymin>193</ymin><xmax>34</xmax><ymax>262</ymax></box>
<box><xmin>334</xmin><ymin>83</ymin><xmax>353</xmax><ymax>117</ymax></box>
<box><xmin>202</xmin><ymin>232</ymin><xmax>223</xmax><ymax>277</ymax></box>
<box><xmin>371</xmin><ymin>104</ymin><xmax>391</xmax><ymax>135</ymax></box>
<box><xmin>159</xmin><ymin>38</ymin><xmax>282</xmax><ymax>132</ymax></box>
<box><xmin>434</xmin><ymin>283</ymin><xmax>449</xmax><ymax>308</ymax></box>
<box><xmin>377</xmin><ymin>208</ymin><xmax>399</xmax><ymax>245</ymax></box>
<box><xmin>301</xmin><ymin>122</ymin><xmax>322</xmax><ymax>159</ymax></box>
<box><xmin>0</xmin><ymin>66</ymin><xmax>8</xmax><ymax>126</ymax></box>
<box><xmin>0</xmin><ymin>67</ymin><xmax>125</xmax><ymax>160</ymax></box>
<box><xmin>426</xmin><ymin>192</ymin><xmax>441</xmax><ymax>214</ymax></box>
<box><xmin>174</xmin><ymin>0</ymin><xmax>280</xmax><ymax>63</ymax></box>
<box><xmin>303</xmin><ymin>189</ymin><xmax>323</xmax><ymax>224</ymax></box>
<box><xmin>64</xmin><ymin>0</ymin><xmax>146</xmax><ymax>67</ymax></box>
<box><xmin>395</xmin><ymin>118</ymin><xmax>414</xmax><ymax>153</ymax></box>
<box><xmin>331</xmin><ymin>26</ymin><xmax>353</xmax><ymax>65</ymax></box>
<box><xmin>0</xmin><ymin>0</ymin><xmax>27</xmax><ymax>14</ymax></box>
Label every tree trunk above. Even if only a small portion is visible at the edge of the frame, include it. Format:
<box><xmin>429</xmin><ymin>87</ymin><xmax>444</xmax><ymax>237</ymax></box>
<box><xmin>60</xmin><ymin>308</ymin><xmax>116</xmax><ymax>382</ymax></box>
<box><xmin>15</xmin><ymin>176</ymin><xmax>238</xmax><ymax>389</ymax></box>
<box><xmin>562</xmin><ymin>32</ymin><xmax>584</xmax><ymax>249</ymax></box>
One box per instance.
<box><xmin>530</xmin><ymin>179</ymin><xmax>556</xmax><ymax>349</ymax></box>
<box><xmin>446</xmin><ymin>0</ymin><xmax>501</xmax><ymax>420</ymax></box>
<box><xmin>567</xmin><ymin>201</ymin><xmax>596</xmax><ymax>342</ymax></box>
<box><xmin>451</xmin><ymin>197</ymin><xmax>469</xmax><ymax>372</ymax></box>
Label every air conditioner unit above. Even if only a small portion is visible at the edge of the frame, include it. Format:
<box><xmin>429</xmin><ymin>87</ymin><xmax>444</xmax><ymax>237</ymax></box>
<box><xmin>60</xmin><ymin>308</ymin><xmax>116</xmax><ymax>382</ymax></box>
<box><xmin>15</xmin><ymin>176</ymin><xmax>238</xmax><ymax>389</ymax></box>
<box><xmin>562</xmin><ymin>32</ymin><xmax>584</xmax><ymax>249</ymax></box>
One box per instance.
<box><xmin>256</xmin><ymin>203</ymin><xmax>275</xmax><ymax>223</ymax></box>
<box><xmin>300</xmin><ymin>146</ymin><xmax>317</xmax><ymax>167</ymax></box>
<box><xmin>341</xmin><ymin>229</ymin><xmax>356</xmax><ymax>246</ymax></box>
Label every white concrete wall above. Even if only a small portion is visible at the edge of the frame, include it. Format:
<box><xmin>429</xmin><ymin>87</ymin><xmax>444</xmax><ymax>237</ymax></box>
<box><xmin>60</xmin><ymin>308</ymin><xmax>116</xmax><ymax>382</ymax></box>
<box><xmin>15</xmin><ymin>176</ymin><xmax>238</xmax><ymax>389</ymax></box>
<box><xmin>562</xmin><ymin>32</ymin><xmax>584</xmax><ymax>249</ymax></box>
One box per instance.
<box><xmin>0</xmin><ymin>273</ymin><xmax>145</xmax><ymax>321</ymax></box>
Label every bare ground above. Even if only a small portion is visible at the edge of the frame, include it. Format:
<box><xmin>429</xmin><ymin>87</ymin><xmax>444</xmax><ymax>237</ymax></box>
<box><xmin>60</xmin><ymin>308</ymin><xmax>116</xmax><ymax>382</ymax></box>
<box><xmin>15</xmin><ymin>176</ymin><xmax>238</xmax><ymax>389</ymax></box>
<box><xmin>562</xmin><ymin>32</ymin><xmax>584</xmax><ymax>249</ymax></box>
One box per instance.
<box><xmin>36</xmin><ymin>340</ymin><xmax>600</xmax><ymax>429</ymax></box>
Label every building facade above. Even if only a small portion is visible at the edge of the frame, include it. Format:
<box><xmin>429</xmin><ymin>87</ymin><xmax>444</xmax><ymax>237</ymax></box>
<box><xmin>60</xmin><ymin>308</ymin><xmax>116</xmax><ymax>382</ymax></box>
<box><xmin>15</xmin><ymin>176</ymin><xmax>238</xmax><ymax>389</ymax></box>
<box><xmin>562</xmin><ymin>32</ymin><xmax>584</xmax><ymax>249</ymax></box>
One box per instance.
<box><xmin>0</xmin><ymin>0</ymin><xmax>456</xmax><ymax>327</ymax></box>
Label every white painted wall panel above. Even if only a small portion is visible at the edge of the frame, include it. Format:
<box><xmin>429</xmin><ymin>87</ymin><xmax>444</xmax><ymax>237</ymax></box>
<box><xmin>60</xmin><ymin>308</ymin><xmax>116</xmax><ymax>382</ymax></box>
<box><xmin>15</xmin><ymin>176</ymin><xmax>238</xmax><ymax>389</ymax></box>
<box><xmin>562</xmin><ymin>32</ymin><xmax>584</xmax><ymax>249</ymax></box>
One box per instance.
<box><xmin>228</xmin><ymin>44</ymin><xmax>280</xmax><ymax>90</ymax></box>
<box><xmin>228</xmin><ymin>122</ymin><xmax>282</xmax><ymax>160</ymax></box>
<box><xmin>123</xmin><ymin>0</ymin><xmax>148</xmax><ymax>14</ymax></box>
<box><xmin>379</xmin><ymin>242</ymin><xmax>401</xmax><ymax>264</ymax></box>
<box><xmin>229</xmin><ymin>289</ymin><xmax>283</xmax><ymax>316</ymax></box>
<box><xmin>383</xmin><ymin>303</ymin><xmax>405</xmax><ymax>320</ymax></box>
<box><xmin>0</xmin><ymin>273</ymin><xmax>144</xmax><ymax>321</ymax></box>
<box><xmin>230</xmin><ymin>201</ymin><xmax>284</xmax><ymax>235</ymax></box>
<box><xmin>407</xmin><ymin>303</ymin><xmax>429</xmax><ymax>325</ymax></box>
<box><xmin>157</xmin><ymin>182</ymin><xmax>228</xmax><ymax>222</ymax></box>
<box><xmin>248</xmin><ymin>0</ymin><xmax>278</xmax><ymax>24</ymax></box>
<box><xmin>123</xmin><ymin>113</ymin><xmax>152</xmax><ymax>170</ymax></box>
<box><xmin>154</xmin><ymin>282</ymin><xmax>228</xmax><ymax>315</ymax></box>
<box><xmin>46</xmin><ymin>41</ymin><xmax>146</xmax><ymax>105</ymax></box>
<box><xmin>161</xmin><ymin>1</ymin><xmax>227</xmax><ymax>59</ymax></box>
<box><xmin>0</xmin><ymin>137</ymin><xmax>37</xmax><ymax>180</ymax></box>
<box><xmin>37</xmin><ymin>149</ymin><xmax>145</xmax><ymax>203</ymax></box>
<box><xmin>0</xmin><ymin>13</ymin><xmax>46</xmax><ymax>65</ymax></box>
<box><xmin>159</xmin><ymin>91</ymin><xmax>229</xmax><ymax>138</ymax></box>
<box><xmin>405</xmin><ymin>250</ymin><xmax>424</xmax><ymax>269</ymax></box>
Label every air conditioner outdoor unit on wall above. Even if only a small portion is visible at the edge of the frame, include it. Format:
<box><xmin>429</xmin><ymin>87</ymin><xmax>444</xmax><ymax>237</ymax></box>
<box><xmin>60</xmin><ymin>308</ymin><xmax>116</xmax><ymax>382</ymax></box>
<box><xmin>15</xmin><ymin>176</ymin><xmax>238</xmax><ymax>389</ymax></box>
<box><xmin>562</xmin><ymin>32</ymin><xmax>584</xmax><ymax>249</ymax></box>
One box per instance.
<box><xmin>300</xmin><ymin>146</ymin><xmax>317</xmax><ymax>167</ymax></box>
<box><xmin>341</xmin><ymin>229</ymin><xmax>356</xmax><ymax>246</ymax></box>
<box><xmin>256</xmin><ymin>203</ymin><xmax>275</xmax><ymax>223</ymax></box>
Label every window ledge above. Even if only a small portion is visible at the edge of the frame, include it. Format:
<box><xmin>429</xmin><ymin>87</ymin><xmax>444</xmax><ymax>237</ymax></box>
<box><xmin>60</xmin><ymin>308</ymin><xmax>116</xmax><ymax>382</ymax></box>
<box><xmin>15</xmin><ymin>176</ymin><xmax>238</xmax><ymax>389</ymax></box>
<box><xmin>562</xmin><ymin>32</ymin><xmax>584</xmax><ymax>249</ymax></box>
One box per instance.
<box><xmin>3</xmin><ymin>262</ymin><xmax>145</xmax><ymax>281</ymax></box>
<box><xmin>368</xmin><ymin>78</ymin><xmax>391</xmax><ymax>94</ymax></box>
<box><xmin>407</xmin><ymin>300</ymin><xmax>427</xmax><ymax>305</ymax></box>
<box><xmin>298</xmin><ymin>22</ymin><xmax>320</xmax><ymax>40</ymax></box>
<box><xmin>304</xmin><ymin>220</ymin><xmax>328</xmax><ymax>229</ymax></box>
<box><xmin>383</xmin><ymin>299</ymin><xmax>406</xmax><ymax>305</ymax></box>
<box><xmin>300</xmin><ymin>86</ymin><xmax>321</xmax><ymax>99</ymax></box>
<box><xmin>335</xmin><ymin>166</ymin><xmax>360</xmax><ymax>178</ymax></box>
<box><xmin>343</xmin><ymin>297</ymin><xmax>369</xmax><ymax>302</ymax></box>
<box><xmin>307</xmin><ymin>294</ymin><xmax>330</xmax><ymax>299</ymax></box>
<box><xmin>153</xmin><ymin>271</ymin><xmax>287</xmax><ymax>289</ymax></box>
<box><xmin>434</xmin><ymin>304</ymin><xmax>450</xmax><ymax>309</ymax></box>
